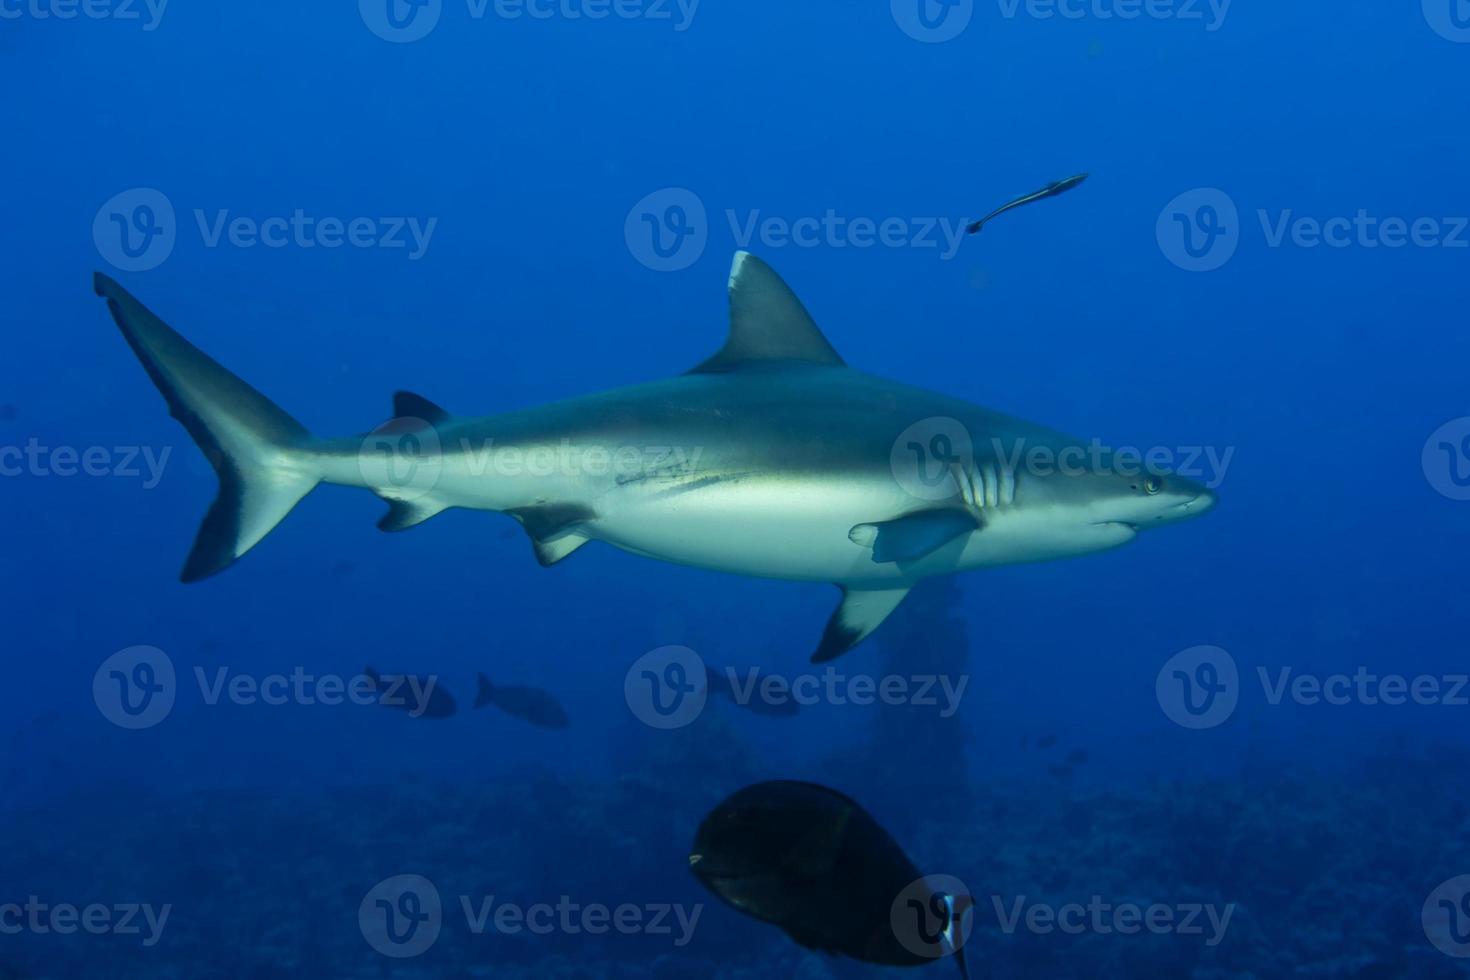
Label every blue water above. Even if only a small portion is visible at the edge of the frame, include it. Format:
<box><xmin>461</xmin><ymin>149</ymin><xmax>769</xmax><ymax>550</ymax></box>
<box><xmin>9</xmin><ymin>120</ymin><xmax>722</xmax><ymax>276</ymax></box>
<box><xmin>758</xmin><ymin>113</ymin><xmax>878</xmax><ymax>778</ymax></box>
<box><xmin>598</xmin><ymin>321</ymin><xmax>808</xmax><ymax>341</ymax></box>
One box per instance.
<box><xmin>3</xmin><ymin>2</ymin><xmax>1470</xmax><ymax>977</ymax></box>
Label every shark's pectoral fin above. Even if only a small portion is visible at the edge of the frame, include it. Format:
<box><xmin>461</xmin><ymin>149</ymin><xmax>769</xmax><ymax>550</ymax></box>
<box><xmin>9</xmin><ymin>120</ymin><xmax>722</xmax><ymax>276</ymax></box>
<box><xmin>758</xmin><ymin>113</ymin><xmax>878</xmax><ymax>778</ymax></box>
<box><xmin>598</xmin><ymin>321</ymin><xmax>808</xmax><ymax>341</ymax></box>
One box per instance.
<box><xmin>811</xmin><ymin>586</ymin><xmax>911</xmax><ymax>663</ymax></box>
<box><xmin>688</xmin><ymin>252</ymin><xmax>846</xmax><ymax>374</ymax></box>
<box><xmin>506</xmin><ymin>504</ymin><xmax>597</xmax><ymax>567</ymax></box>
<box><xmin>392</xmin><ymin>390</ymin><xmax>451</xmax><ymax>424</ymax></box>
<box><xmin>849</xmin><ymin>509</ymin><xmax>982</xmax><ymax>564</ymax></box>
<box><xmin>377</xmin><ymin>497</ymin><xmax>450</xmax><ymax>532</ymax></box>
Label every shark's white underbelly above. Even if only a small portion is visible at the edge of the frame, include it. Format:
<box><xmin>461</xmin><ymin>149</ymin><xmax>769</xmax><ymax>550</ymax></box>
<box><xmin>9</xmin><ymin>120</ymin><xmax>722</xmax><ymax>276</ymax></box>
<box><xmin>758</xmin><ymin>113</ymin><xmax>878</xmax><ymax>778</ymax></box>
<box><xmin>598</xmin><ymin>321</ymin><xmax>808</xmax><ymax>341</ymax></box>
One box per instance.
<box><xmin>582</xmin><ymin>475</ymin><xmax>1135</xmax><ymax>586</ymax></box>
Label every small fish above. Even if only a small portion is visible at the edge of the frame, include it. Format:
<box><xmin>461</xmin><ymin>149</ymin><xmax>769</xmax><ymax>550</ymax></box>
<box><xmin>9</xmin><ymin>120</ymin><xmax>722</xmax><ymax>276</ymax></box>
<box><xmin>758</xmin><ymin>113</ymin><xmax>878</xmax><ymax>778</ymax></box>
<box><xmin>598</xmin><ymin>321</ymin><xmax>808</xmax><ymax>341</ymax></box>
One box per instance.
<box><xmin>363</xmin><ymin>666</ymin><xmax>456</xmax><ymax>719</ymax></box>
<box><xmin>1064</xmin><ymin>748</ymin><xmax>1090</xmax><ymax>766</ymax></box>
<box><xmin>690</xmin><ymin>780</ymin><xmax>972</xmax><ymax>978</ymax></box>
<box><xmin>1036</xmin><ymin>734</ymin><xmax>1058</xmax><ymax>750</ymax></box>
<box><xmin>474</xmin><ymin>673</ymin><xmax>569</xmax><ymax>729</ymax></box>
<box><xmin>967</xmin><ymin>173</ymin><xmax>1089</xmax><ymax>234</ymax></box>
<box><xmin>705</xmin><ymin>665</ymin><xmax>800</xmax><ymax>718</ymax></box>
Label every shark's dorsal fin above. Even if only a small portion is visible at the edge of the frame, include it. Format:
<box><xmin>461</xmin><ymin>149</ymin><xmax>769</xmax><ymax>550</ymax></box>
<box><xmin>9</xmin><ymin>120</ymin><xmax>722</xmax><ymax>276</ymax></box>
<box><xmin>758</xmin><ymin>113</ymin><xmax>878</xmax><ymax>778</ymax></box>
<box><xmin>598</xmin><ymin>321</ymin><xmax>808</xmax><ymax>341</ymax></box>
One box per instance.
<box><xmin>689</xmin><ymin>252</ymin><xmax>845</xmax><ymax>374</ymax></box>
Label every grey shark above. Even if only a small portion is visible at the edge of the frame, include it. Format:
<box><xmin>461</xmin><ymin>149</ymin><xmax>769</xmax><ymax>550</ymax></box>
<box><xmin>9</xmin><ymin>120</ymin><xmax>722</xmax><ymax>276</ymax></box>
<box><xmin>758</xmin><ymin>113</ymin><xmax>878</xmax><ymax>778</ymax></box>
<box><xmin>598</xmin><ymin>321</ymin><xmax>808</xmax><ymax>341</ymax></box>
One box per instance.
<box><xmin>95</xmin><ymin>252</ymin><xmax>1214</xmax><ymax>662</ymax></box>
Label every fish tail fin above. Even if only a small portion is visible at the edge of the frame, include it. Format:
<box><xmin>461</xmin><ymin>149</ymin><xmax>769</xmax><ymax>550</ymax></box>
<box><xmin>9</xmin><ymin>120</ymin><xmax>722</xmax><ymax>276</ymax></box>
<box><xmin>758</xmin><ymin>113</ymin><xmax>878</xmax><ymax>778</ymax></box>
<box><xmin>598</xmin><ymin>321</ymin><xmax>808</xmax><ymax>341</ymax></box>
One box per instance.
<box><xmin>474</xmin><ymin>672</ymin><xmax>495</xmax><ymax>709</ymax></box>
<box><xmin>966</xmin><ymin>219</ymin><xmax>985</xmax><ymax>235</ymax></box>
<box><xmin>95</xmin><ymin>273</ymin><xmax>324</xmax><ymax>581</ymax></box>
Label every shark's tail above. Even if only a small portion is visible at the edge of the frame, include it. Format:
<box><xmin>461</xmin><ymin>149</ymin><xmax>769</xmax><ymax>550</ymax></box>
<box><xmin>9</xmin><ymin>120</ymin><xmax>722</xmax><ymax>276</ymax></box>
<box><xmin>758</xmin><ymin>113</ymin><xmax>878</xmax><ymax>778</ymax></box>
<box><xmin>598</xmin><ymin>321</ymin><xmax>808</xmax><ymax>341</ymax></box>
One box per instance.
<box><xmin>95</xmin><ymin>272</ymin><xmax>323</xmax><ymax>582</ymax></box>
<box><xmin>474</xmin><ymin>672</ymin><xmax>495</xmax><ymax>709</ymax></box>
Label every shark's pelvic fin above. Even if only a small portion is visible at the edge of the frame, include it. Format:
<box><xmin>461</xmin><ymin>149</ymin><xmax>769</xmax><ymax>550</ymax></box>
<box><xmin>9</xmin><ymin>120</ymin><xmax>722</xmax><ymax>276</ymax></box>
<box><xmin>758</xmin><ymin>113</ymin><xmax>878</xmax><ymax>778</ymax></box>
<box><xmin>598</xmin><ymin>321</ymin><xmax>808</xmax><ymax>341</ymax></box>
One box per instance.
<box><xmin>506</xmin><ymin>504</ymin><xmax>596</xmax><ymax>567</ymax></box>
<box><xmin>810</xmin><ymin>586</ymin><xmax>911</xmax><ymax>663</ymax></box>
<box><xmin>689</xmin><ymin>252</ymin><xmax>846</xmax><ymax>374</ymax></box>
<box><xmin>849</xmin><ymin>510</ymin><xmax>982</xmax><ymax>564</ymax></box>
<box><xmin>392</xmin><ymin>390</ymin><xmax>450</xmax><ymax>425</ymax></box>
<box><xmin>95</xmin><ymin>272</ymin><xmax>321</xmax><ymax>582</ymax></box>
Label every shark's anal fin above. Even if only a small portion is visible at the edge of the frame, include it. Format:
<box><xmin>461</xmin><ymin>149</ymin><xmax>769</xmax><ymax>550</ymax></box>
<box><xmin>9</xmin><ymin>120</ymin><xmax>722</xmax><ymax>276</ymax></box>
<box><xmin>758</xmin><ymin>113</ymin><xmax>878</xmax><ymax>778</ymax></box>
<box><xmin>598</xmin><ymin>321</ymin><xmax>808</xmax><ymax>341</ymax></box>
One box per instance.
<box><xmin>377</xmin><ymin>498</ymin><xmax>450</xmax><ymax>532</ymax></box>
<box><xmin>689</xmin><ymin>252</ymin><xmax>845</xmax><ymax>374</ymax></box>
<box><xmin>849</xmin><ymin>509</ymin><xmax>982</xmax><ymax>564</ymax></box>
<box><xmin>393</xmin><ymin>391</ymin><xmax>451</xmax><ymax>425</ymax></box>
<box><xmin>811</xmin><ymin>586</ymin><xmax>911</xmax><ymax>663</ymax></box>
<box><xmin>506</xmin><ymin>504</ymin><xmax>596</xmax><ymax>567</ymax></box>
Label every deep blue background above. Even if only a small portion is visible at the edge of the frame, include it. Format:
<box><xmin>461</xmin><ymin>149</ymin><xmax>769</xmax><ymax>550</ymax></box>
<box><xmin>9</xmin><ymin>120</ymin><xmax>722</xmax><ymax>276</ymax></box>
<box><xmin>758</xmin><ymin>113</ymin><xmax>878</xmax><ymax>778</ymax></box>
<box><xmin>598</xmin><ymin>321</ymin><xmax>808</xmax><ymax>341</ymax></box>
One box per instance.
<box><xmin>2</xmin><ymin>1</ymin><xmax>1469</xmax><ymax>976</ymax></box>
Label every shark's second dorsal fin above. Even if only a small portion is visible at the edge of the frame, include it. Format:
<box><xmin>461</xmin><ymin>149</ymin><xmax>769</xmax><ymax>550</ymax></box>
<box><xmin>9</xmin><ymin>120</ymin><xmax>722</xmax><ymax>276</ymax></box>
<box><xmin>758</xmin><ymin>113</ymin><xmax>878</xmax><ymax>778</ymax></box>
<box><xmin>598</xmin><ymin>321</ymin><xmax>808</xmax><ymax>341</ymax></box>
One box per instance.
<box><xmin>393</xmin><ymin>391</ymin><xmax>450</xmax><ymax>424</ymax></box>
<box><xmin>689</xmin><ymin>252</ymin><xmax>845</xmax><ymax>374</ymax></box>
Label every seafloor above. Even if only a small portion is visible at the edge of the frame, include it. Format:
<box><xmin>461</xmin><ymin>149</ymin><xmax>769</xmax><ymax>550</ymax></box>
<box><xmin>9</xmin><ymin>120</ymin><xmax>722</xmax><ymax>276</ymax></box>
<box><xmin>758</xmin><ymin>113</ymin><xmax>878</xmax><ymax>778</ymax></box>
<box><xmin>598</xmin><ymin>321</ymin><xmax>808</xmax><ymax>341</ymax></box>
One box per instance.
<box><xmin>0</xmin><ymin>746</ymin><xmax>1464</xmax><ymax>979</ymax></box>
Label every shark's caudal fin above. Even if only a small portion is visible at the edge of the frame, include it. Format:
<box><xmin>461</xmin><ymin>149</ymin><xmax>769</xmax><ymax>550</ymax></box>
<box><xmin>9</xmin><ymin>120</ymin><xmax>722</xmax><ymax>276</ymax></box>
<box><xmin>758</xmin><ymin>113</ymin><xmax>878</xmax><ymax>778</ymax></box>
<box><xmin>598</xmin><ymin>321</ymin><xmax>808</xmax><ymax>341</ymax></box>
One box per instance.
<box><xmin>95</xmin><ymin>273</ymin><xmax>322</xmax><ymax>582</ymax></box>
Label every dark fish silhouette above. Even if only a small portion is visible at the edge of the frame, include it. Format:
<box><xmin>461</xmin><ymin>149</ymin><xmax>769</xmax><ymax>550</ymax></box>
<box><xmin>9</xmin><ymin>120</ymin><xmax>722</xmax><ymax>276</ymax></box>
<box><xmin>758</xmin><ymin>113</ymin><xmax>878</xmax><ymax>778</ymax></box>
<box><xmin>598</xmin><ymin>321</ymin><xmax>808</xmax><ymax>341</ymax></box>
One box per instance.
<box><xmin>1064</xmin><ymin>748</ymin><xmax>1090</xmax><ymax>766</ymax></box>
<box><xmin>705</xmin><ymin>666</ymin><xmax>800</xmax><ymax>718</ymax></box>
<box><xmin>967</xmin><ymin>173</ymin><xmax>1089</xmax><ymax>234</ymax></box>
<box><xmin>690</xmin><ymin>780</ymin><xmax>971</xmax><ymax>978</ymax></box>
<box><xmin>363</xmin><ymin>666</ymin><xmax>456</xmax><ymax>719</ymax></box>
<box><xmin>474</xmin><ymin>673</ymin><xmax>569</xmax><ymax>729</ymax></box>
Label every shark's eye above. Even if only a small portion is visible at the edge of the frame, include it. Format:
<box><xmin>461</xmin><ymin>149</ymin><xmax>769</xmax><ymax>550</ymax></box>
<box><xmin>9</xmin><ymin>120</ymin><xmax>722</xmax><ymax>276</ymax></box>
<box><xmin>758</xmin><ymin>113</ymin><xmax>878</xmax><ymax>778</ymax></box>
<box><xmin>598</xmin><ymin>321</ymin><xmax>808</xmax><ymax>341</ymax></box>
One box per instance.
<box><xmin>1143</xmin><ymin>476</ymin><xmax>1163</xmax><ymax>495</ymax></box>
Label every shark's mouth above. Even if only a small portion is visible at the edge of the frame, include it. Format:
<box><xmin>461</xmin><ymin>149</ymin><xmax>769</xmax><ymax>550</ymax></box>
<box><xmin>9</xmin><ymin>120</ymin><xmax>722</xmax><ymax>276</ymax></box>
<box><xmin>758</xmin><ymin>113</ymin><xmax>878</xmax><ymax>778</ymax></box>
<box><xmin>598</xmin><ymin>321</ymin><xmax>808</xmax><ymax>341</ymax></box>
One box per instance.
<box><xmin>1093</xmin><ymin>522</ymin><xmax>1140</xmax><ymax>533</ymax></box>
